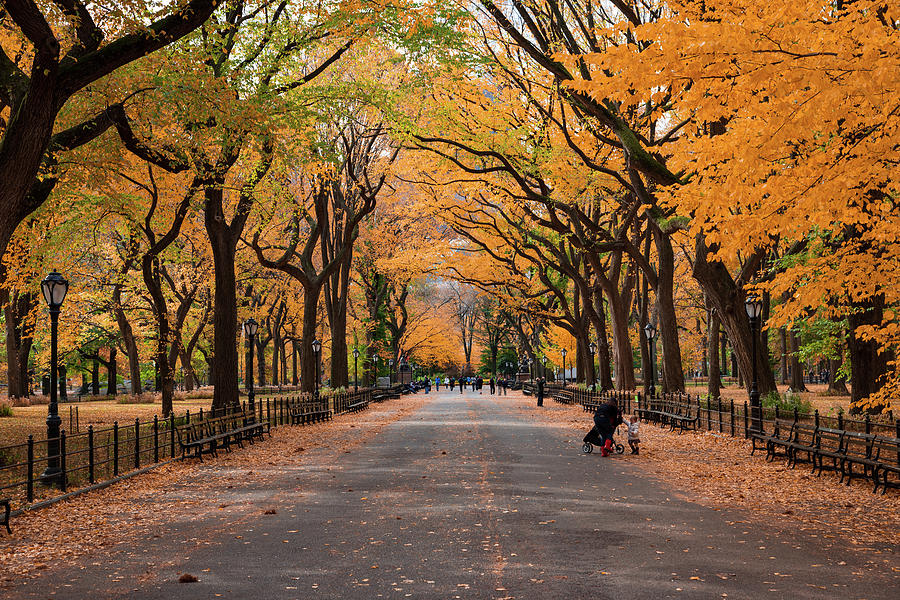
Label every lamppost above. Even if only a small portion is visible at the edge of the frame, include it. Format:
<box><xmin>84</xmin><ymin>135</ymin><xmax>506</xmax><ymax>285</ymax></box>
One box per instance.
<box><xmin>312</xmin><ymin>338</ymin><xmax>322</xmax><ymax>399</ymax></box>
<box><xmin>745</xmin><ymin>295</ymin><xmax>764</xmax><ymax>432</ymax></box>
<box><xmin>244</xmin><ymin>318</ymin><xmax>259</xmax><ymax>415</ymax></box>
<box><xmin>542</xmin><ymin>356</ymin><xmax>548</xmax><ymax>381</ymax></box>
<box><xmin>561</xmin><ymin>348</ymin><xmax>567</xmax><ymax>384</ymax></box>
<box><xmin>41</xmin><ymin>270</ymin><xmax>68</xmax><ymax>486</ymax></box>
<box><xmin>527</xmin><ymin>357</ymin><xmax>533</xmax><ymax>383</ymax></box>
<box><xmin>644</xmin><ymin>323</ymin><xmax>657</xmax><ymax>398</ymax></box>
<box><xmin>389</xmin><ymin>358</ymin><xmax>394</xmax><ymax>385</ymax></box>
<box><xmin>353</xmin><ymin>348</ymin><xmax>360</xmax><ymax>391</ymax></box>
<box><xmin>372</xmin><ymin>354</ymin><xmax>380</xmax><ymax>387</ymax></box>
<box><xmin>589</xmin><ymin>342</ymin><xmax>597</xmax><ymax>392</ymax></box>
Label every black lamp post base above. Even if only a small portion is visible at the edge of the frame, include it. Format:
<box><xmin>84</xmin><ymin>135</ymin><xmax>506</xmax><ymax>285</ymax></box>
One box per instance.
<box><xmin>40</xmin><ymin>467</ymin><xmax>63</xmax><ymax>486</ymax></box>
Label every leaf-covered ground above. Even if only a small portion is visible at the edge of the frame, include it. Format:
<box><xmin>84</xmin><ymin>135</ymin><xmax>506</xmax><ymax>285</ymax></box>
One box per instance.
<box><xmin>0</xmin><ymin>394</ymin><xmax>427</xmax><ymax>587</ymax></box>
<box><xmin>2</xmin><ymin>391</ymin><xmax>897</xmax><ymax>591</ymax></box>
<box><xmin>527</xmin><ymin>399</ymin><xmax>900</xmax><ymax>570</ymax></box>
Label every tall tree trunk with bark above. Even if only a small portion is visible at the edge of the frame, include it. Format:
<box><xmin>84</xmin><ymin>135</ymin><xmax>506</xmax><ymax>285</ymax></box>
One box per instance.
<box><xmin>847</xmin><ymin>296</ymin><xmax>890</xmax><ymax>412</ymax></box>
<box><xmin>113</xmin><ymin>278</ymin><xmax>142</xmax><ymax>394</ymax></box>
<box><xmin>3</xmin><ymin>288</ymin><xmax>37</xmax><ymax>398</ymax></box>
<box><xmin>106</xmin><ymin>348</ymin><xmax>117</xmax><ymax>396</ymax></box>
<box><xmin>789</xmin><ymin>331</ymin><xmax>807</xmax><ymax>392</ymax></box>
<box><xmin>692</xmin><ymin>237</ymin><xmax>777</xmax><ymax>396</ymax></box>
<box><xmin>828</xmin><ymin>356</ymin><xmax>849</xmax><ymax>395</ymax></box>
<box><xmin>652</xmin><ymin>226</ymin><xmax>685</xmax><ymax>393</ymax></box>
<box><xmin>708</xmin><ymin>307</ymin><xmax>721</xmax><ymax>399</ymax></box>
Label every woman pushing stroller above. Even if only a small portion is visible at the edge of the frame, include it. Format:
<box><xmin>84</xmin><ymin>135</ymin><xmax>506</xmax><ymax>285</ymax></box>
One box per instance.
<box><xmin>583</xmin><ymin>397</ymin><xmax>623</xmax><ymax>457</ymax></box>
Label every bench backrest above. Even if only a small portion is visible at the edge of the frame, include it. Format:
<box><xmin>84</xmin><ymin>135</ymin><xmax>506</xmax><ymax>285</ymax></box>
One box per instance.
<box><xmin>843</xmin><ymin>432</ymin><xmax>877</xmax><ymax>458</ymax></box>
<box><xmin>816</xmin><ymin>427</ymin><xmax>844</xmax><ymax>451</ymax></box>
<box><xmin>872</xmin><ymin>436</ymin><xmax>900</xmax><ymax>465</ymax></box>
<box><xmin>791</xmin><ymin>423</ymin><xmax>816</xmax><ymax>444</ymax></box>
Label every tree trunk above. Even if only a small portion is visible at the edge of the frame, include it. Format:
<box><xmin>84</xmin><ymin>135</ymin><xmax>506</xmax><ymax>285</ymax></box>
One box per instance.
<box><xmin>592</xmin><ymin>295</ymin><xmax>614</xmax><ymax>390</ymax></box>
<box><xmin>779</xmin><ymin>328</ymin><xmax>789</xmax><ymax>384</ymax></box>
<box><xmin>206</xmin><ymin>206</ymin><xmax>240</xmax><ymax>411</ymax></box>
<box><xmin>106</xmin><ymin>348</ymin><xmax>118</xmax><ymax>396</ymax></box>
<box><xmin>300</xmin><ymin>286</ymin><xmax>322</xmax><ymax>393</ymax></box>
<box><xmin>256</xmin><ymin>336</ymin><xmax>268</xmax><ymax>387</ymax></box>
<box><xmin>720</xmin><ymin>334</ymin><xmax>728</xmax><ymax>376</ymax></box>
<box><xmin>828</xmin><ymin>356</ymin><xmax>849</xmax><ymax>395</ymax></box>
<box><xmin>789</xmin><ymin>331</ymin><xmax>806</xmax><ymax>391</ymax></box>
<box><xmin>606</xmin><ymin>290</ymin><xmax>635</xmax><ymax>390</ymax></box>
<box><xmin>847</xmin><ymin>296</ymin><xmax>889</xmax><ymax>412</ymax></box>
<box><xmin>692</xmin><ymin>238</ymin><xmax>777</xmax><ymax>397</ymax></box>
<box><xmin>91</xmin><ymin>361</ymin><xmax>100</xmax><ymax>395</ymax></box>
<box><xmin>58</xmin><ymin>365</ymin><xmax>68</xmax><ymax>401</ymax></box>
<box><xmin>113</xmin><ymin>283</ymin><xmax>142</xmax><ymax>394</ymax></box>
<box><xmin>179</xmin><ymin>346</ymin><xmax>195</xmax><ymax>391</ymax></box>
<box><xmin>708</xmin><ymin>308</ymin><xmax>721</xmax><ymax>399</ymax></box>
<box><xmin>3</xmin><ymin>289</ymin><xmax>37</xmax><ymax>398</ymax></box>
<box><xmin>652</xmin><ymin>226</ymin><xmax>685</xmax><ymax>392</ymax></box>
<box><xmin>292</xmin><ymin>335</ymin><xmax>299</xmax><ymax>386</ymax></box>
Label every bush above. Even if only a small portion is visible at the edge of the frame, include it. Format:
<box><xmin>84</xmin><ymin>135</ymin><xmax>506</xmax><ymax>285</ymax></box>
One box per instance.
<box><xmin>763</xmin><ymin>389</ymin><xmax>813</xmax><ymax>414</ymax></box>
<box><xmin>0</xmin><ymin>401</ymin><xmax>13</xmax><ymax>417</ymax></box>
<box><xmin>116</xmin><ymin>393</ymin><xmax>157</xmax><ymax>404</ymax></box>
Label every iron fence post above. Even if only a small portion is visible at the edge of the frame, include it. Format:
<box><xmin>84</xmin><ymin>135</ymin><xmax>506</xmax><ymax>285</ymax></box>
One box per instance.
<box><xmin>134</xmin><ymin>418</ymin><xmax>140</xmax><ymax>470</ymax></box>
<box><xmin>26</xmin><ymin>435</ymin><xmax>34</xmax><ymax>502</ymax></box>
<box><xmin>88</xmin><ymin>425</ymin><xmax>95</xmax><ymax>484</ymax></box>
<box><xmin>59</xmin><ymin>431</ymin><xmax>67</xmax><ymax>492</ymax></box>
<box><xmin>113</xmin><ymin>422</ymin><xmax>119</xmax><ymax>477</ymax></box>
<box><xmin>170</xmin><ymin>413</ymin><xmax>176</xmax><ymax>458</ymax></box>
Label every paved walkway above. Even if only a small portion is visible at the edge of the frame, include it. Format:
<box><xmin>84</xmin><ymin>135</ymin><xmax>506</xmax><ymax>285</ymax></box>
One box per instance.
<box><xmin>5</xmin><ymin>390</ymin><xmax>897</xmax><ymax>599</ymax></box>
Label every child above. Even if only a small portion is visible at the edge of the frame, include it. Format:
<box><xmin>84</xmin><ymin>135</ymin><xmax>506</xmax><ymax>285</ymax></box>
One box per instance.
<box><xmin>627</xmin><ymin>416</ymin><xmax>640</xmax><ymax>455</ymax></box>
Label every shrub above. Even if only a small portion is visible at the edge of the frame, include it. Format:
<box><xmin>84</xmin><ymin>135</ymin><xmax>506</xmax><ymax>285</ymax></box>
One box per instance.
<box><xmin>763</xmin><ymin>389</ymin><xmax>813</xmax><ymax>414</ymax></box>
<box><xmin>0</xmin><ymin>401</ymin><xmax>13</xmax><ymax>417</ymax></box>
<box><xmin>116</xmin><ymin>393</ymin><xmax>157</xmax><ymax>404</ymax></box>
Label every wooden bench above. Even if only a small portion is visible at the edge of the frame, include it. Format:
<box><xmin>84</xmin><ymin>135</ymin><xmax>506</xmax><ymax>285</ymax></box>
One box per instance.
<box><xmin>811</xmin><ymin>427</ymin><xmax>845</xmax><ymax>476</ymax></box>
<box><xmin>872</xmin><ymin>436</ymin><xmax>900</xmax><ymax>494</ymax></box>
<box><xmin>1</xmin><ymin>498</ymin><xmax>10</xmax><ymax>534</ymax></box>
<box><xmin>840</xmin><ymin>432</ymin><xmax>879</xmax><ymax>487</ymax></box>
<box><xmin>346</xmin><ymin>399</ymin><xmax>369</xmax><ymax>413</ymax></box>
<box><xmin>785</xmin><ymin>423</ymin><xmax>818</xmax><ymax>468</ymax></box>
<box><xmin>750</xmin><ymin>419</ymin><xmax>795</xmax><ymax>462</ymax></box>
<box><xmin>659</xmin><ymin>403</ymin><xmax>698</xmax><ymax>434</ymax></box>
<box><xmin>290</xmin><ymin>403</ymin><xmax>331</xmax><ymax>425</ymax></box>
<box><xmin>175</xmin><ymin>411</ymin><xmax>268</xmax><ymax>461</ymax></box>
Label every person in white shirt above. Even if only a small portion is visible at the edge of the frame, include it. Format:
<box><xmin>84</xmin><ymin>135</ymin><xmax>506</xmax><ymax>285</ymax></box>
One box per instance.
<box><xmin>627</xmin><ymin>416</ymin><xmax>641</xmax><ymax>455</ymax></box>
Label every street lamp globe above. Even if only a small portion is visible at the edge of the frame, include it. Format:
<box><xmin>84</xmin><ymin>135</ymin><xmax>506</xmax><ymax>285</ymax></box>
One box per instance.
<box><xmin>589</xmin><ymin>342</ymin><xmax>596</xmax><ymax>355</ymax></box>
<box><xmin>745</xmin><ymin>295</ymin><xmax>763</xmax><ymax>319</ymax></box>
<box><xmin>41</xmin><ymin>270</ymin><xmax>69</xmax><ymax>309</ymax></box>
<box><xmin>352</xmin><ymin>348</ymin><xmax>360</xmax><ymax>359</ymax></box>
<box><xmin>312</xmin><ymin>339</ymin><xmax>322</xmax><ymax>354</ymax></box>
<box><xmin>243</xmin><ymin>318</ymin><xmax>259</xmax><ymax>337</ymax></box>
<box><xmin>644</xmin><ymin>322</ymin><xmax>657</xmax><ymax>340</ymax></box>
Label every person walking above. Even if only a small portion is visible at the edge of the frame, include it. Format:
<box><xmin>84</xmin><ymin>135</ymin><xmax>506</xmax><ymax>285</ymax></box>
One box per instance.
<box><xmin>435</xmin><ymin>376</ymin><xmax>440</xmax><ymax>391</ymax></box>
<box><xmin>489</xmin><ymin>377</ymin><xmax>496</xmax><ymax>395</ymax></box>
<box><xmin>536</xmin><ymin>376</ymin><xmax>545</xmax><ymax>407</ymax></box>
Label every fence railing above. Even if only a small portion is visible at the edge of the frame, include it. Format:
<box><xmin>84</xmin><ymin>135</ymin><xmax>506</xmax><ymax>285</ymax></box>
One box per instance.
<box><xmin>0</xmin><ymin>388</ymin><xmax>374</xmax><ymax>512</ymax></box>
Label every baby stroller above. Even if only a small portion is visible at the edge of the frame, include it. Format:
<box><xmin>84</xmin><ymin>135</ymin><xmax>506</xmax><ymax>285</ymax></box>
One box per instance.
<box><xmin>582</xmin><ymin>423</ymin><xmax>625</xmax><ymax>454</ymax></box>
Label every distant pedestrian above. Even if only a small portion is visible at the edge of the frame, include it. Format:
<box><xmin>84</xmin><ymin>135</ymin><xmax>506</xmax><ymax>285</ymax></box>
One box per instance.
<box><xmin>489</xmin><ymin>377</ymin><xmax>496</xmax><ymax>394</ymax></box>
<box><xmin>435</xmin><ymin>377</ymin><xmax>440</xmax><ymax>391</ymax></box>
<box><xmin>536</xmin><ymin>377</ymin><xmax>545</xmax><ymax>407</ymax></box>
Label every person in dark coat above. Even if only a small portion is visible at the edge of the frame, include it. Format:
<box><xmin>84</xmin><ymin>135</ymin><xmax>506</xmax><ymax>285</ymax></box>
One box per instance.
<box><xmin>592</xmin><ymin>398</ymin><xmax>622</xmax><ymax>456</ymax></box>
<box><xmin>489</xmin><ymin>377</ymin><xmax>496</xmax><ymax>394</ymax></box>
<box><xmin>536</xmin><ymin>377</ymin><xmax>545</xmax><ymax>406</ymax></box>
